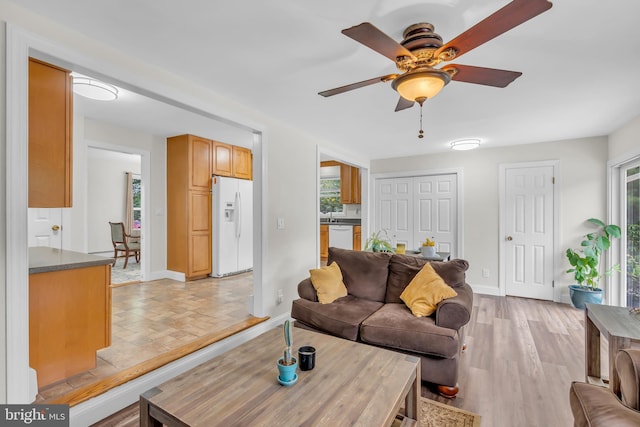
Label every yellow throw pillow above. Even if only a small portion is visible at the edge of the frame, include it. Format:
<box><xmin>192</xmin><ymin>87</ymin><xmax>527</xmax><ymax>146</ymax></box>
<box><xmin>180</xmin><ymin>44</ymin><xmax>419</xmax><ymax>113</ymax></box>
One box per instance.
<box><xmin>309</xmin><ymin>262</ymin><xmax>348</xmax><ymax>304</ymax></box>
<box><xmin>400</xmin><ymin>263</ymin><xmax>457</xmax><ymax>317</ymax></box>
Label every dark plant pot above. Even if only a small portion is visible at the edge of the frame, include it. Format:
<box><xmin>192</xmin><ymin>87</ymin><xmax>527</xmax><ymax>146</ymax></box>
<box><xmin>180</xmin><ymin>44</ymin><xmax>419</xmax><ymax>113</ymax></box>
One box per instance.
<box><xmin>569</xmin><ymin>284</ymin><xmax>603</xmax><ymax>310</ymax></box>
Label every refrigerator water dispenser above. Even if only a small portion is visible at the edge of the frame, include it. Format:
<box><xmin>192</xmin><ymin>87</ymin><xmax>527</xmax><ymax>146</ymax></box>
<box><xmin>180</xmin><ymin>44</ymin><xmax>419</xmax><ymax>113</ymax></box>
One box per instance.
<box><xmin>224</xmin><ymin>202</ymin><xmax>235</xmax><ymax>222</ymax></box>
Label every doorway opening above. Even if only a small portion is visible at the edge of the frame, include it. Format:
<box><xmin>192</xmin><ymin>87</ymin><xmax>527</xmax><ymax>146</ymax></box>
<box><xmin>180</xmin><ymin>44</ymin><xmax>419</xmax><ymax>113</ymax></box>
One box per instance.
<box><xmin>87</xmin><ymin>148</ymin><xmax>143</xmax><ymax>285</ymax></box>
<box><xmin>7</xmin><ymin>26</ymin><xmax>265</xmax><ymax>405</ymax></box>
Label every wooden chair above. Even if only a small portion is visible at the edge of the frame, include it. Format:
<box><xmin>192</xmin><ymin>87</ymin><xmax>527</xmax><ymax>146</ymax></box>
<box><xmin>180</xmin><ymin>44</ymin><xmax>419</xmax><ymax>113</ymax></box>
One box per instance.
<box><xmin>108</xmin><ymin>222</ymin><xmax>140</xmax><ymax>269</ymax></box>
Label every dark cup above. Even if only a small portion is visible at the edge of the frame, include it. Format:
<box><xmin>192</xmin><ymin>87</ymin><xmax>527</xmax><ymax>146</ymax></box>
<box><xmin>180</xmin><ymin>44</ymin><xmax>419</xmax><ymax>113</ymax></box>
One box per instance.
<box><xmin>298</xmin><ymin>346</ymin><xmax>316</xmax><ymax>371</ymax></box>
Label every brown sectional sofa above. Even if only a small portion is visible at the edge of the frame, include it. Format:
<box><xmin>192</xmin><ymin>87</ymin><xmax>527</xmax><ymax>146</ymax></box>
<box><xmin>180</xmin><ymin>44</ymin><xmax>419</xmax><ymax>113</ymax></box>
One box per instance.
<box><xmin>291</xmin><ymin>247</ymin><xmax>473</xmax><ymax>397</ymax></box>
<box><xmin>570</xmin><ymin>348</ymin><xmax>640</xmax><ymax>426</ymax></box>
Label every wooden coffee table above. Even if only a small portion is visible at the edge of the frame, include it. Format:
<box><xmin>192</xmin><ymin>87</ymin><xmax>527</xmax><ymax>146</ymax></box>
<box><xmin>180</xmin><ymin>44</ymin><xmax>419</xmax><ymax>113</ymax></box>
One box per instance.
<box><xmin>140</xmin><ymin>327</ymin><xmax>421</xmax><ymax>426</ymax></box>
<box><xmin>585</xmin><ymin>303</ymin><xmax>640</xmax><ymax>396</ymax></box>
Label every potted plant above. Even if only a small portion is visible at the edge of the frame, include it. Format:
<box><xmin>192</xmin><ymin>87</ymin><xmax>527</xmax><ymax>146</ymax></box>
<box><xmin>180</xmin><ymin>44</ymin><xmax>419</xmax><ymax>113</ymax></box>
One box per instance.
<box><xmin>364</xmin><ymin>230</ymin><xmax>395</xmax><ymax>253</ymax></box>
<box><xmin>566</xmin><ymin>218</ymin><xmax>621</xmax><ymax>309</ymax></box>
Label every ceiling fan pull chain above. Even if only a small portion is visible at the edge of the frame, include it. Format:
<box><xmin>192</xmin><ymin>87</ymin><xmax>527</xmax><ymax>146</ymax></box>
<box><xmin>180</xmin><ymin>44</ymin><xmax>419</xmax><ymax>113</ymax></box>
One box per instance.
<box><xmin>417</xmin><ymin>97</ymin><xmax>425</xmax><ymax>139</ymax></box>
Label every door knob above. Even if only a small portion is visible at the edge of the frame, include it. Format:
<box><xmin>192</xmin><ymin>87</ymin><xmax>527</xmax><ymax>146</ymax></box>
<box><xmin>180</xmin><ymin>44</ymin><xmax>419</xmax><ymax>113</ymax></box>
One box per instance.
<box><xmin>506</xmin><ymin>236</ymin><xmax>513</xmax><ymax>241</ymax></box>
<box><xmin>52</xmin><ymin>225</ymin><xmax>60</xmax><ymax>231</ymax></box>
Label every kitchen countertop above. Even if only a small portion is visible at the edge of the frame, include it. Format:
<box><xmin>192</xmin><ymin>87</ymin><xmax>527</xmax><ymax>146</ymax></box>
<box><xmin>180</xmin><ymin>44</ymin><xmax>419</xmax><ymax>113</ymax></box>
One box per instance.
<box><xmin>320</xmin><ymin>219</ymin><xmax>361</xmax><ymax>226</ymax></box>
<box><xmin>29</xmin><ymin>247</ymin><xmax>114</xmax><ymax>274</ymax></box>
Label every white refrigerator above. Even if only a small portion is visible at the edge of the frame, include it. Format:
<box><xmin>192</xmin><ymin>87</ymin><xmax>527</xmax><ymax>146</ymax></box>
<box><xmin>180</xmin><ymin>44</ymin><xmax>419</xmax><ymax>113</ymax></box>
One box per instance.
<box><xmin>211</xmin><ymin>175</ymin><xmax>253</xmax><ymax>277</ymax></box>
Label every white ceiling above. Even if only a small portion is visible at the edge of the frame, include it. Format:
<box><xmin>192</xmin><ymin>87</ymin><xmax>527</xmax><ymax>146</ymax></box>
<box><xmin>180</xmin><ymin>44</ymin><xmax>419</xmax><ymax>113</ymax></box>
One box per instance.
<box><xmin>13</xmin><ymin>0</ymin><xmax>640</xmax><ymax>160</ymax></box>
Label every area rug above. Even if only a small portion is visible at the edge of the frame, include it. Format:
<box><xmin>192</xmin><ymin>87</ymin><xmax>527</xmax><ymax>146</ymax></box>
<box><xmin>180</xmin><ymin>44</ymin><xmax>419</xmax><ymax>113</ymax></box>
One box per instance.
<box><xmin>111</xmin><ymin>259</ymin><xmax>141</xmax><ymax>285</ymax></box>
<box><xmin>419</xmin><ymin>397</ymin><xmax>481</xmax><ymax>427</ymax></box>
<box><xmin>397</xmin><ymin>398</ymin><xmax>482</xmax><ymax>427</ymax></box>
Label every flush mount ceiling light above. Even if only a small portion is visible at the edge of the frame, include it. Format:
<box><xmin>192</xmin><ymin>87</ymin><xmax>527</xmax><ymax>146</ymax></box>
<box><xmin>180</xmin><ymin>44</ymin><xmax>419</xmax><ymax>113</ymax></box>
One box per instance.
<box><xmin>73</xmin><ymin>77</ymin><xmax>119</xmax><ymax>101</ymax></box>
<box><xmin>450</xmin><ymin>139</ymin><xmax>481</xmax><ymax>151</ymax></box>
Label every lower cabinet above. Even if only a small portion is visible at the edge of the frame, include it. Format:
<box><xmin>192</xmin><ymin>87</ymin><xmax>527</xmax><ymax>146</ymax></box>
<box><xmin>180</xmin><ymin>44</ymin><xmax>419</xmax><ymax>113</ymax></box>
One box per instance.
<box><xmin>353</xmin><ymin>225</ymin><xmax>362</xmax><ymax>251</ymax></box>
<box><xmin>29</xmin><ymin>264</ymin><xmax>111</xmax><ymax>387</ymax></box>
<box><xmin>320</xmin><ymin>224</ymin><xmax>329</xmax><ymax>260</ymax></box>
<box><xmin>187</xmin><ymin>191</ymin><xmax>212</xmax><ymax>279</ymax></box>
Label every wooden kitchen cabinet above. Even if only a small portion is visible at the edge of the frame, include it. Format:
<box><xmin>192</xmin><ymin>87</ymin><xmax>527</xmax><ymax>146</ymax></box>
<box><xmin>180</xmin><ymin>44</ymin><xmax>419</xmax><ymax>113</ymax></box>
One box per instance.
<box><xmin>30</xmin><ymin>263</ymin><xmax>111</xmax><ymax>387</ymax></box>
<box><xmin>353</xmin><ymin>225</ymin><xmax>362</xmax><ymax>251</ymax></box>
<box><xmin>167</xmin><ymin>135</ymin><xmax>212</xmax><ymax>279</ymax></box>
<box><xmin>320</xmin><ymin>224</ymin><xmax>329</xmax><ymax>260</ymax></box>
<box><xmin>212</xmin><ymin>140</ymin><xmax>233</xmax><ymax>177</ymax></box>
<box><xmin>340</xmin><ymin>164</ymin><xmax>361</xmax><ymax>204</ymax></box>
<box><xmin>28</xmin><ymin>57</ymin><xmax>73</xmax><ymax>207</ymax></box>
<box><xmin>189</xmin><ymin>135</ymin><xmax>212</xmax><ymax>190</ymax></box>
<box><xmin>232</xmin><ymin>145</ymin><xmax>253</xmax><ymax>180</ymax></box>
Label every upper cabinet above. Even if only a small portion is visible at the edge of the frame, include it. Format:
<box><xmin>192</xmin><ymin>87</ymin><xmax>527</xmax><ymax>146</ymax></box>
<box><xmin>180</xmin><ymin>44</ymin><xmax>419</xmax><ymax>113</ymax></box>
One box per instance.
<box><xmin>29</xmin><ymin>58</ymin><xmax>73</xmax><ymax>208</ymax></box>
<box><xmin>340</xmin><ymin>164</ymin><xmax>361</xmax><ymax>205</ymax></box>
<box><xmin>190</xmin><ymin>135</ymin><xmax>212</xmax><ymax>190</ymax></box>
<box><xmin>212</xmin><ymin>141</ymin><xmax>232</xmax><ymax>177</ymax></box>
<box><xmin>232</xmin><ymin>146</ymin><xmax>253</xmax><ymax>180</ymax></box>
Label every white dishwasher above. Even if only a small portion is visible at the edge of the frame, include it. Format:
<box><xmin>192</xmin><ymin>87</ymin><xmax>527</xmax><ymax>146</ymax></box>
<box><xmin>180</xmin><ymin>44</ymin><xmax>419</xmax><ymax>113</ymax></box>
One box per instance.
<box><xmin>329</xmin><ymin>225</ymin><xmax>353</xmax><ymax>250</ymax></box>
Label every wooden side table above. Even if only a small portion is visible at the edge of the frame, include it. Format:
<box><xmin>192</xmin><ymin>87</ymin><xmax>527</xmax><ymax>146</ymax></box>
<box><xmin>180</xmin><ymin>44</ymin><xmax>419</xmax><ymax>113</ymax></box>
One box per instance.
<box><xmin>585</xmin><ymin>303</ymin><xmax>640</xmax><ymax>396</ymax></box>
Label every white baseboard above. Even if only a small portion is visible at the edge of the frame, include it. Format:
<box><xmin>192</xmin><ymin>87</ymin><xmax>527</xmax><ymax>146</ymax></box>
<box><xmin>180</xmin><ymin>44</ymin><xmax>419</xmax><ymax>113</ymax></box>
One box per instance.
<box><xmin>469</xmin><ymin>284</ymin><xmax>502</xmax><ymax>296</ymax></box>
<box><xmin>163</xmin><ymin>270</ymin><xmax>186</xmax><ymax>282</ymax></box>
<box><xmin>69</xmin><ymin>313</ymin><xmax>291</xmax><ymax>427</ymax></box>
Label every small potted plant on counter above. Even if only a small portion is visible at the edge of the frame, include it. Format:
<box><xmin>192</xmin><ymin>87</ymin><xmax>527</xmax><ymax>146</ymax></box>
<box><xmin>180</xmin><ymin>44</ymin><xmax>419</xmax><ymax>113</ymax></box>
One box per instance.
<box><xmin>364</xmin><ymin>230</ymin><xmax>395</xmax><ymax>253</ymax></box>
<box><xmin>566</xmin><ymin>218</ymin><xmax>621</xmax><ymax>309</ymax></box>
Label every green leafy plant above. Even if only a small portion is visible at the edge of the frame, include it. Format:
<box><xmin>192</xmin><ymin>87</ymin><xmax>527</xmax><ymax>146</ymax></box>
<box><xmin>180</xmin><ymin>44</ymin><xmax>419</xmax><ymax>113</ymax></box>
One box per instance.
<box><xmin>566</xmin><ymin>218</ymin><xmax>622</xmax><ymax>290</ymax></box>
<box><xmin>364</xmin><ymin>230</ymin><xmax>395</xmax><ymax>253</ymax></box>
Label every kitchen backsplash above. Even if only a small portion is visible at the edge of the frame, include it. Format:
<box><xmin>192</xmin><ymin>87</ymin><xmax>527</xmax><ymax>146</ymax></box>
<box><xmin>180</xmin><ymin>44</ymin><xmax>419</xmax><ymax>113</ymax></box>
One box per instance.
<box><xmin>342</xmin><ymin>204</ymin><xmax>361</xmax><ymax>218</ymax></box>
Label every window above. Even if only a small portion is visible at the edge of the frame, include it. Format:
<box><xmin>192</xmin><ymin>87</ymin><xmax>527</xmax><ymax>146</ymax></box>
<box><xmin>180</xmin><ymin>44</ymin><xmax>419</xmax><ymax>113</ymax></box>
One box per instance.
<box><xmin>320</xmin><ymin>177</ymin><xmax>343</xmax><ymax>214</ymax></box>
<box><xmin>133</xmin><ymin>177</ymin><xmax>141</xmax><ymax>229</ymax></box>
<box><xmin>626</xmin><ymin>165</ymin><xmax>640</xmax><ymax>306</ymax></box>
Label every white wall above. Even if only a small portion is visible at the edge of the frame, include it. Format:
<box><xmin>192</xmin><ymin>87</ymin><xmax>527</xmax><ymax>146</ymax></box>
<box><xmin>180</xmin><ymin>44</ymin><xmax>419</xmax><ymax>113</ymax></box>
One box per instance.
<box><xmin>87</xmin><ymin>148</ymin><xmax>141</xmax><ymax>253</ymax></box>
<box><xmin>609</xmin><ymin>114</ymin><xmax>640</xmax><ymax>160</ymax></box>
<box><xmin>371</xmin><ymin>136</ymin><xmax>609</xmax><ymax>298</ymax></box>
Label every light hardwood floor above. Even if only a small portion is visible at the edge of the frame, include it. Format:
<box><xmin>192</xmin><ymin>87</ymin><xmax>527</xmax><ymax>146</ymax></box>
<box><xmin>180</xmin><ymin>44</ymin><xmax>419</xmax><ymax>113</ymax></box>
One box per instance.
<box><xmin>93</xmin><ymin>295</ymin><xmax>601</xmax><ymax>427</ymax></box>
<box><xmin>37</xmin><ymin>272</ymin><xmax>258</xmax><ymax>404</ymax></box>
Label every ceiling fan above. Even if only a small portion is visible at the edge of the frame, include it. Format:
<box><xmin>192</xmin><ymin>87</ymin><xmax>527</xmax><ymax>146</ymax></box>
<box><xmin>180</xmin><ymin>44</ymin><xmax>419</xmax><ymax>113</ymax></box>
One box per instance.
<box><xmin>319</xmin><ymin>0</ymin><xmax>553</xmax><ymax>138</ymax></box>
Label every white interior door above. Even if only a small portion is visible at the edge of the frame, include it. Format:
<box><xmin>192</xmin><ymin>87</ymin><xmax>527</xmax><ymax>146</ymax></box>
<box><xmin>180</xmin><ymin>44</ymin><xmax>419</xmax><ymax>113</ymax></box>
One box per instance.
<box><xmin>28</xmin><ymin>208</ymin><xmax>63</xmax><ymax>248</ymax></box>
<box><xmin>375</xmin><ymin>174</ymin><xmax>457</xmax><ymax>253</ymax></box>
<box><xmin>504</xmin><ymin>165</ymin><xmax>555</xmax><ymax>300</ymax></box>
<box><xmin>414</xmin><ymin>175</ymin><xmax>457</xmax><ymax>254</ymax></box>
<box><xmin>375</xmin><ymin>178</ymin><xmax>413</xmax><ymax>248</ymax></box>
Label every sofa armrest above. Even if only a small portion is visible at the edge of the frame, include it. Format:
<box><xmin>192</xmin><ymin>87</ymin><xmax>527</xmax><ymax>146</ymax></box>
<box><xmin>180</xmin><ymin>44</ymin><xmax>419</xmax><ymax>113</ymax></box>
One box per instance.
<box><xmin>435</xmin><ymin>282</ymin><xmax>473</xmax><ymax>331</ymax></box>
<box><xmin>570</xmin><ymin>381</ymin><xmax>640</xmax><ymax>427</ymax></box>
<box><xmin>617</xmin><ymin>348</ymin><xmax>640</xmax><ymax>410</ymax></box>
<box><xmin>297</xmin><ymin>278</ymin><xmax>318</xmax><ymax>302</ymax></box>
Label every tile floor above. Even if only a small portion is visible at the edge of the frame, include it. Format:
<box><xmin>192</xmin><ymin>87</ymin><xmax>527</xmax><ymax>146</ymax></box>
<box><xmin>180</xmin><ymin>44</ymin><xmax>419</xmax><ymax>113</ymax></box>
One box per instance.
<box><xmin>36</xmin><ymin>272</ymin><xmax>254</xmax><ymax>402</ymax></box>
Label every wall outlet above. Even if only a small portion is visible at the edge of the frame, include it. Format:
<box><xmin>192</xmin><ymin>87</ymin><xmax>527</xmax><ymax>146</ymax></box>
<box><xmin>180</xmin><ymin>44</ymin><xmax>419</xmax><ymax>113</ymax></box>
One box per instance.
<box><xmin>482</xmin><ymin>268</ymin><xmax>490</xmax><ymax>278</ymax></box>
<box><xmin>276</xmin><ymin>289</ymin><xmax>284</xmax><ymax>304</ymax></box>
<box><xmin>277</xmin><ymin>217</ymin><xmax>285</xmax><ymax>230</ymax></box>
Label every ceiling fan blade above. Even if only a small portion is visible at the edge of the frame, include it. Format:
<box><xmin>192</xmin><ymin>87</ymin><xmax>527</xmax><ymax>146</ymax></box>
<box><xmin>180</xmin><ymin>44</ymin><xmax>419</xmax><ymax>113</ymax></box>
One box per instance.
<box><xmin>442</xmin><ymin>64</ymin><xmax>522</xmax><ymax>87</ymax></box>
<box><xmin>342</xmin><ymin>22</ymin><xmax>416</xmax><ymax>62</ymax></box>
<box><xmin>318</xmin><ymin>74</ymin><xmax>398</xmax><ymax>97</ymax></box>
<box><xmin>435</xmin><ymin>0</ymin><xmax>552</xmax><ymax>60</ymax></box>
<box><xmin>395</xmin><ymin>97</ymin><xmax>414</xmax><ymax>112</ymax></box>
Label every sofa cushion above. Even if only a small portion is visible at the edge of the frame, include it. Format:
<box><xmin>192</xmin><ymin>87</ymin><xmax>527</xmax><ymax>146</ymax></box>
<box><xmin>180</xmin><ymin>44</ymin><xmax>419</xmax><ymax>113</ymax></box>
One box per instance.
<box><xmin>386</xmin><ymin>255</ymin><xmax>469</xmax><ymax>303</ymax></box>
<box><xmin>327</xmin><ymin>247</ymin><xmax>391</xmax><ymax>302</ymax></box>
<box><xmin>291</xmin><ymin>295</ymin><xmax>384</xmax><ymax>341</ymax></box>
<box><xmin>360</xmin><ymin>303</ymin><xmax>459</xmax><ymax>358</ymax></box>
<box><xmin>400</xmin><ymin>263</ymin><xmax>457</xmax><ymax>317</ymax></box>
<box><xmin>309</xmin><ymin>262</ymin><xmax>348</xmax><ymax>304</ymax></box>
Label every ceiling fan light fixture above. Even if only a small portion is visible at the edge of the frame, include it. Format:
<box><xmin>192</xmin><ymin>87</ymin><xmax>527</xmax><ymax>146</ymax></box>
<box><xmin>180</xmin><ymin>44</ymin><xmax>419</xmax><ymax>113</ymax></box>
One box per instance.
<box><xmin>391</xmin><ymin>69</ymin><xmax>451</xmax><ymax>102</ymax></box>
<box><xmin>450</xmin><ymin>139</ymin><xmax>481</xmax><ymax>151</ymax></box>
<box><xmin>73</xmin><ymin>76</ymin><xmax>119</xmax><ymax>101</ymax></box>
